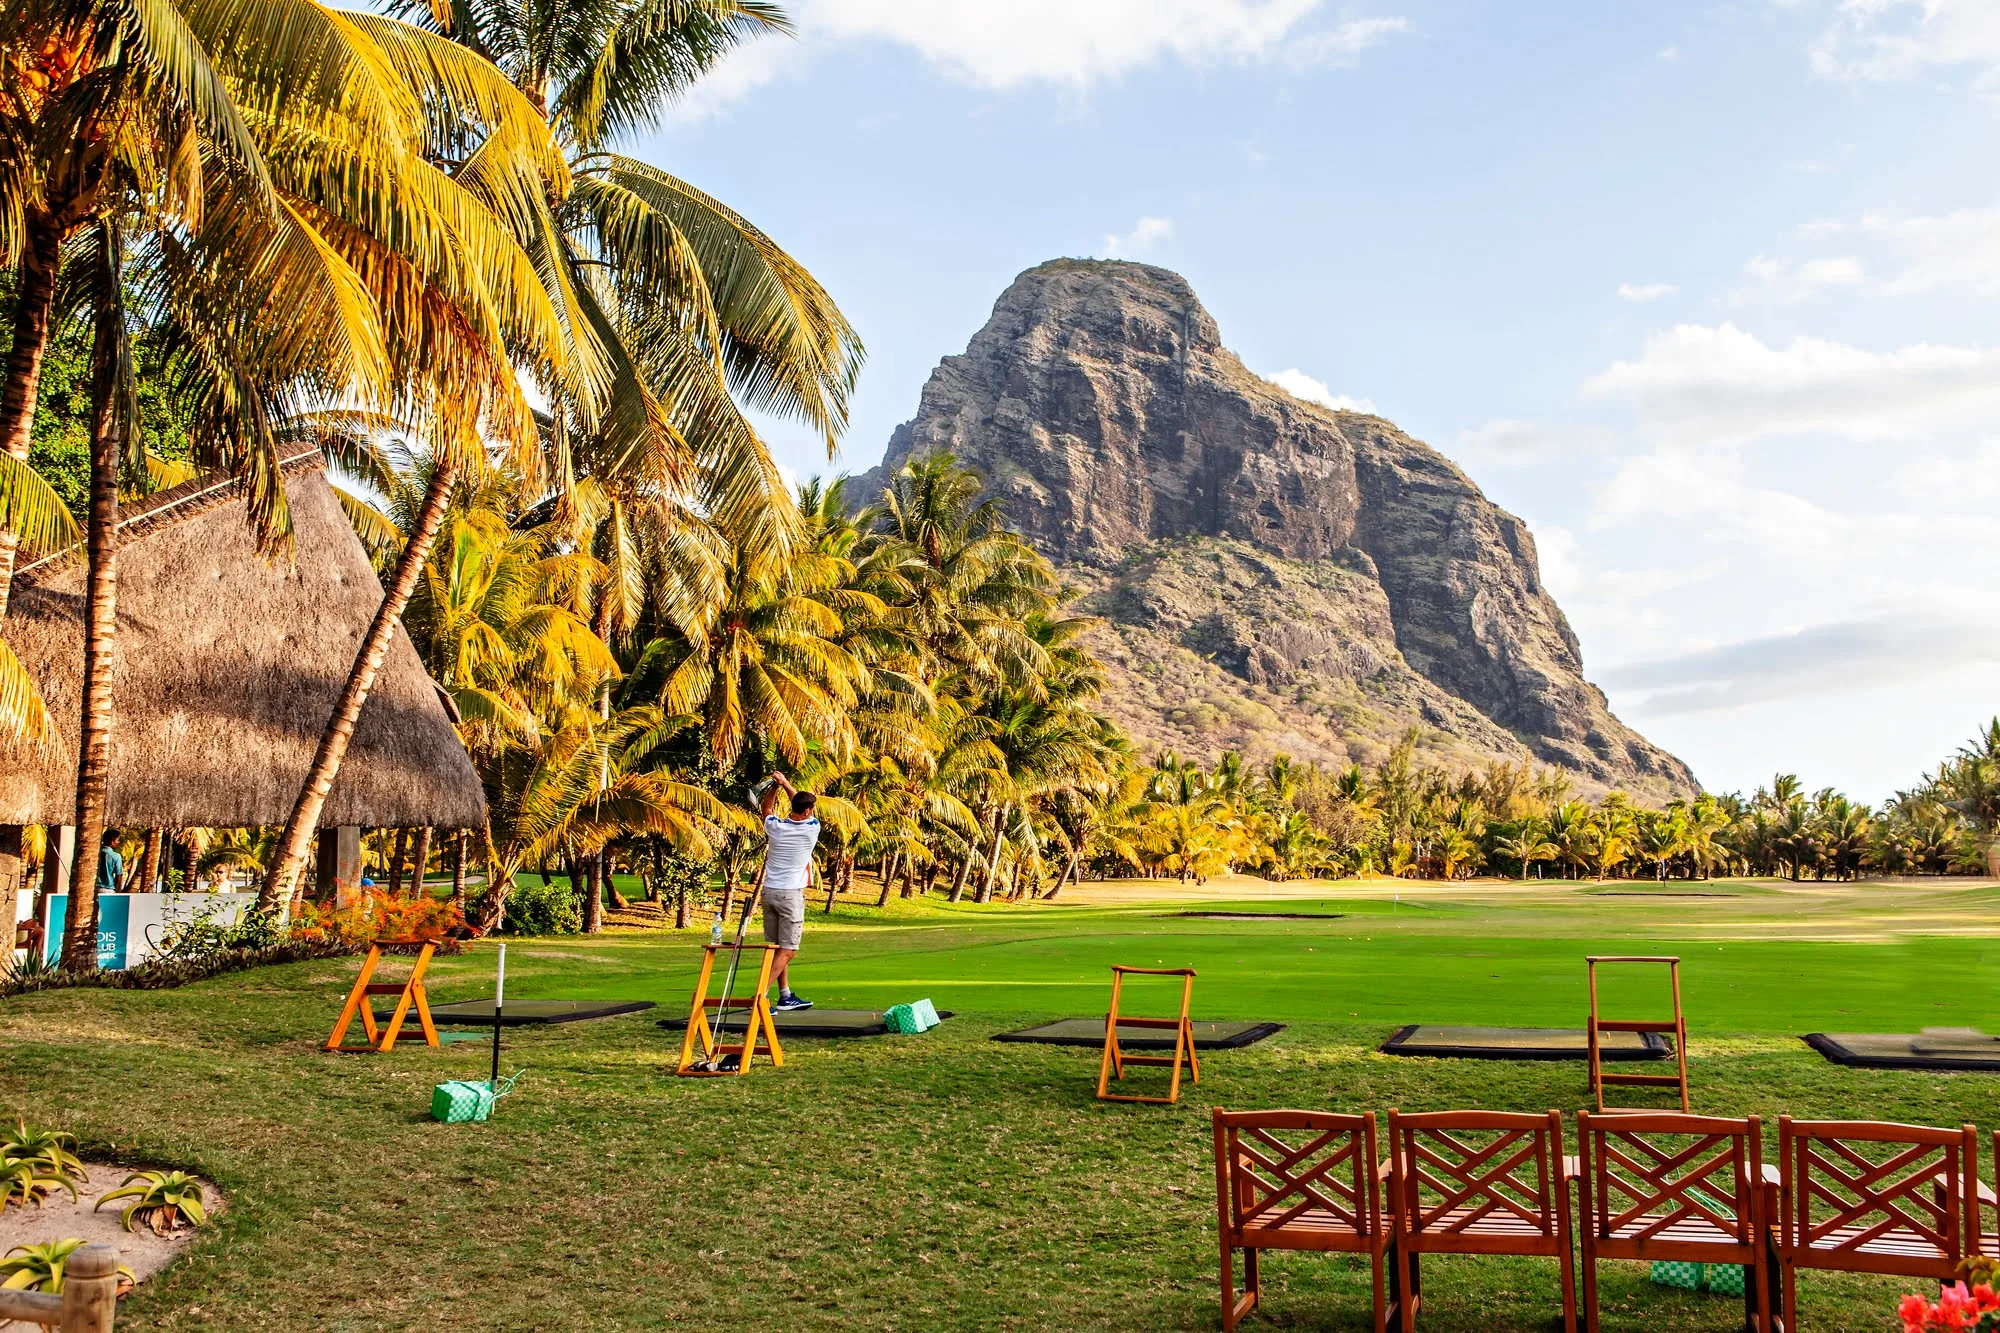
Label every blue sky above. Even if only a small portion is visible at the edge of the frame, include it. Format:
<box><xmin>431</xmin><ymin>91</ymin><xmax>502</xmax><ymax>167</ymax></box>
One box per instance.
<box><xmin>632</xmin><ymin>0</ymin><xmax>2000</xmax><ymax>801</ymax></box>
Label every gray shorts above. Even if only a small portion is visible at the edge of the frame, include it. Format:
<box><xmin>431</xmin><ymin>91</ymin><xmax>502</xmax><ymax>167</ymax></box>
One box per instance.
<box><xmin>762</xmin><ymin>891</ymin><xmax>804</xmax><ymax>951</ymax></box>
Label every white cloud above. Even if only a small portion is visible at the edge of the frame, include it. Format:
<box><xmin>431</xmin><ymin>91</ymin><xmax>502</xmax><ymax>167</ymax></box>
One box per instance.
<box><xmin>657</xmin><ymin>36</ymin><xmax>804</xmax><ymax>125</ymax></box>
<box><xmin>1264</xmin><ymin>367</ymin><xmax>1375</xmax><ymax>415</ymax></box>
<box><xmin>1601</xmin><ymin>612</ymin><xmax>2000</xmax><ymax>717</ymax></box>
<box><xmin>1285</xmin><ymin>17</ymin><xmax>1410</xmax><ymax>69</ymax></box>
<box><xmin>1863</xmin><ymin>207</ymin><xmax>2000</xmax><ymax>296</ymax></box>
<box><xmin>1807</xmin><ymin>0</ymin><xmax>2000</xmax><ymax>86</ymax></box>
<box><xmin>802</xmin><ymin>0</ymin><xmax>1396</xmax><ymax>89</ymax></box>
<box><xmin>654</xmin><ymin>3</ymin><xmax>1405</xmax><ymax>123</ymax></box>
<box><xmin>1735</xmin><ymin>253</ymin><xmax>1866</xmax><ymax>301</ymax></box>
<box><xmin>1535</xmin><ymin>525</ymin><xmax>1720</xmax><ymax>644</ymax></box>
<box><xmin>1580</xmin><ymin>322</ymin><xmax>2000</xmax><ymax>446</ymax></box>
<box><xmin>1100</xmin><ymin>216</ymin><xmax>1174</xmax><ymax>259</ymax></box>
<box><xmin>1659</xmin><ymin>45</ymin><xmax>1679</xmax><ymax>61</ymax></box>
<box><xmin>1453</xmin><ymin>418</ymin><xmax>1613</xmax><ymax>467</ymax></box>
<box><xmin>1617</xmin><ymin>282</ymin><xmax>1678</xmax><ymax>302</ymax></box>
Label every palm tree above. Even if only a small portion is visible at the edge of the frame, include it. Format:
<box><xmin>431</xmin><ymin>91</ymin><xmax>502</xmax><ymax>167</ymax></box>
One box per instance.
<box><xmin>654</xmin><ymin>532</ymin><xmax>868</xmax><ymax>772</ymax></box>
<box><xmin>1492</xmin><ymin>821</ymin><xmax>1556</xmax><ymax>881</ymax></box>
<box><xmin>873</xmin><ymin>453</ymin><xmax>1054</xmax><ymax>689</ymax></box>
<box><xmin>3</xmin><ymin>0</ymin><xmax>578</xmax><ymax>950</ymax></box>
<box><xmin>470</xmin><ymin>706</ymin><xmax>744</xmax><ymax>931</ymax></box>
<box><xmin>263</xmin><ymin>0</ymin><xmax>861</xmax><ymax>906</ymax></box>
<box><xmin>1546</xmin><ymin>801</ymin><xmax>1597</xmax><ymax>880</ymax></box>
<box><xmin>1635</xmin><ymin>810</ymin><xmax>1686</xmax><ymax>881</ymax></box>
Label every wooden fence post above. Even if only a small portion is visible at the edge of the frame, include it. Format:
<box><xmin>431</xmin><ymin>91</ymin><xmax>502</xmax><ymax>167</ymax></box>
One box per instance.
<box><xmin>63</xmin><ymin>1241</ymin><xmax>120</xmax><ymax>1332</ymax></box>
<box><xmin>0</xmin><ymin>1242</ymin><xmax>121</xmax><ymax>1330</ymax></box>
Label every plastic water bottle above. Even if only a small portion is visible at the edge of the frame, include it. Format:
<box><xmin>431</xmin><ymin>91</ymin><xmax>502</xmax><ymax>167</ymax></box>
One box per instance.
<box><xmin>709</xmin><ymin>917</ymin><xmax>723</xmax><ymax>948</ymax></box>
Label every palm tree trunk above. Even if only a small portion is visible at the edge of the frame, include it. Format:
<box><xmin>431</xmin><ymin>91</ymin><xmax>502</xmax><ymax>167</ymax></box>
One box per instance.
<box><xmin>875</xmin><ymin>851</ymin><xmax>896</xmax><ymax>908</ymax></box>
<box><xmin>974</xmin><ymin>804</ymin><xmax>1007</xmax><ymax>905</ymax></box>
<box><xmin>0</xmin><ymin>215</ymin><xmax>66</xmax><ymax>618</ymax></box>
<box><xmin>602</xmin><ymin>846</ymin><xmax>626</xmax><ymax>909</ymax></box>
<box><xmin>411</xmin><ymin>827</ymin><xmax>432</xmax><ymax>899</ymax></box>
<box><xmin>258</xmin><ymin>461</ymin><xmax>457</xmax><ymax>910</ymax></box>
<box><xmin>386</xmin><ymin>827</ymin><xmax>408</xmax><ymax>898</ymax></box>
<box><xmin>450</xmin><ymin>831</ymin><xmax>467</xmax><ymax>913</ymax></box>
<box><xmin>581</xmin><ymin>853</ymin><xmax>602</xmax><ymax>933</ymax></box>
<box><xmin>1047</xmin><ymin>849</ymin><xmax>1081</xmax><ymax>900</ymax></box>
<box><xmin>137</xmin><ymin>828</ymin><xmax>163</xmax><ymax>893</ymax></box>
<box><xmin>60</xmin><ymin>250</ymin><xmax>124</xmax><ymax>972</ymax></box>
<box><xmin>947</xmin><ymin>844</ymin><xmax>976</xmax><ymax>904</ymax></box>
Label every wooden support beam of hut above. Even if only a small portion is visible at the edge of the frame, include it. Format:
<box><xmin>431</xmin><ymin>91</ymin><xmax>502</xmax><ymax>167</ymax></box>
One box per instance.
<box><xmin>0</xmin><ymin>452</ymin><xmax>485</xmax><ymax>868</ymax></box>
<box><xmin>317</xmin><ymin>825</ymin><xmax>362</xmax><ymax>908</ymax></box>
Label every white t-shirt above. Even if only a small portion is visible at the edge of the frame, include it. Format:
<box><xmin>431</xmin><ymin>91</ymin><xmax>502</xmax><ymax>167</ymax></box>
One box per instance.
<box><xmin>762</xmin><ymin>815</ymin><xmax>821</xmax><ymax>893</ymax></box>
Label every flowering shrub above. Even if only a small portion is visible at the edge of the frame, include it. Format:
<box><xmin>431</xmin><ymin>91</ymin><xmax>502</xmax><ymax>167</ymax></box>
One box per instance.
<box><xmin>1901</xmin><ymin>1277</ymin><xmax>2000</xmax><ymax>1332</ymax></box>
<box><xmin>291</xmin><ymin>891</ymin><xmax>465</xmax><ymax>948</ymax></box>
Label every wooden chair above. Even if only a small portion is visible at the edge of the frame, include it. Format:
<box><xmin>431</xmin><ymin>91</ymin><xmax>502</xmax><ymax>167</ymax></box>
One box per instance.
<box><xmin>1586</xmin><ymin>955</ymin><xmax>1690</xmax><ymax>1113</ymax></box>
<box><xmin>1386</xmin><ymin>1109</ymin><xmax>1576</xmax><ymax>1332</ymax></box>
<box><xmin>1776</xmin><ymin>1116</ymin><xmax>1979</xmax><ymax>1328</ymax></box>
<box><xmin>1096</xmin><ymin>965</ymin><xmax>1198</xmax><ymax>1105</ymax></box>
<box><xmin>1212</xmin><ymin>1109</ymin><xmax>1399</xmax><ymax>1332</ymax></box>
<box><xmin>1575</xmin><ymin>1110</ymin><xmax>1771</xmax><ymax>1332</ymax></box>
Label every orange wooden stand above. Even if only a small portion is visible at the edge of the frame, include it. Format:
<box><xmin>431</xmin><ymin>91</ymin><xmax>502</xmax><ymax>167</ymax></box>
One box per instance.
<box><xmin>1097</xmin><ymin>965</ymin><xmax>1199</xmax><ymax>1105</ymax></box>
<box><xmin>326</xmin><ymin>941</ymin><xmax>438</xmax><ymax>1053</ymax></box>
<box><xmin>676</xmin><ymin>943</ymin><xmax>785</xmax><ymax>1077</ymax></box>
<box><xmin>1586</xmin><ymin>955</ymin><xmax>1689</xmax><ymax>1112</ymax></box>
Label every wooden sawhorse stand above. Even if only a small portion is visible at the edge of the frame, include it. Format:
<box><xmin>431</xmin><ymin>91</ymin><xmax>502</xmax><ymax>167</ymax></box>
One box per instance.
<box><xmin>1097</xmin><ymin>965</ymin><xmax>1199</xmax><ymax>1105</ymax></box>
<box><xmin>676</xmin><ymin>942</ymin><xmax>785</xmax><ymax>1077</ymax></box>
<box><xmin>1586</xmin><ymin>954</ymin><xmax>1689</xmax><ymax>1112</ymax></box>
<box><xmin>326</xmin><ymin>940</ymin><xmax>438</xmax><ymax>1053</ymax></box>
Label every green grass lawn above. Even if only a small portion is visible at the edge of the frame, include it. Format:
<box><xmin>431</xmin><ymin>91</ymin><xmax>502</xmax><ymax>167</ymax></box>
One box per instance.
<box><xmin>5</xmin><ymin>875</ymin><xmax>1998</xmax><ymax>1330</ymax></box>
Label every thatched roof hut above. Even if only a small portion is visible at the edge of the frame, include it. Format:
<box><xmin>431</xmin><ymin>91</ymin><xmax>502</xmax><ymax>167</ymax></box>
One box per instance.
<box><xmin>0</xmin><ymin>452</ymin><xmax>485</xmax><ymax>830</ymax></box>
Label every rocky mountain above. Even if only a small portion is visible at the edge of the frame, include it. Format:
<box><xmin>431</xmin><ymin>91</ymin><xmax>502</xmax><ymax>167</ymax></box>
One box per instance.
<box><xmin>853</xmin><ymin>259</ymin><xmax>1696</xmax><ymax>800</ymax></box>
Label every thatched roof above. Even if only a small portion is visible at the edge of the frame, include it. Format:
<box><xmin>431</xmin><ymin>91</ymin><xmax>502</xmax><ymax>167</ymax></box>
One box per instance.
<box><xmin>0</xmin><ymin>452</ymin><xmax>486</xmax><ymax>829</ymax></box>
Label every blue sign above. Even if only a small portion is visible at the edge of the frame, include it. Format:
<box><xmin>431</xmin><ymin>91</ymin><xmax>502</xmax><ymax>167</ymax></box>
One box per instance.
<box><xmin>41</xmin><ymin>894</ymin><xmax>129</xmax><ymax>969</ymax></box>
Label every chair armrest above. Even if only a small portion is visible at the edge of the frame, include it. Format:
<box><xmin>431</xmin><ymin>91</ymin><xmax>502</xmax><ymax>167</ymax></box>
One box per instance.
<box><xmin>1979</xmin><ymin>1179</ymin><xmax>1997</xmax><ymax>1207</ymax></box>
<box><xmin>1759</xmin><ymin>1163</ymin><xmax>1782</xmax><ymax>1188</ymax></box>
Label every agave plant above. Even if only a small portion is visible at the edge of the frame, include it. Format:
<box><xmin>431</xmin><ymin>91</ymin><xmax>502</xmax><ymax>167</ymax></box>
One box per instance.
<box><xmin>0</xmin><ymin>1239</ymin><xmax>134</xmax><ymax>1294</ymax></box>
<box><xmin>0</xmin><ymin>1121</ymin><xmax>85</xmax><ymax>1208</ymax></box>
<box><xmin>95</xmin><ymin>1170</ymin><xmax>208</xmax><ymax>1235</ymax></box>
<box><xmin>2</xmin><ymin>1121</ymin><xmax>87</xmax><ymax>1181</ymax></box>
<box><xmin>0</xmin><ymin>1158</ymin><xmax>75</xmax><ymax>1209</ymax></box>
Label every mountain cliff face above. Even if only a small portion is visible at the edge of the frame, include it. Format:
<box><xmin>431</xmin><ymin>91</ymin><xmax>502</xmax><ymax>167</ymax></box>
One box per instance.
<box><xmin>854</xmin><ymin>259</ymin><xmax>1696</xmax><ymax>799</ymax></box>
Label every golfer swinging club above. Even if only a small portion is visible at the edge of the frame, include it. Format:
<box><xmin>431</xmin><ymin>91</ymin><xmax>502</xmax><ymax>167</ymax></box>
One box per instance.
<box><xmin>757</xmin><ymin>772</ymin><xmax>819</xmax><ymax>1011</ymax></box>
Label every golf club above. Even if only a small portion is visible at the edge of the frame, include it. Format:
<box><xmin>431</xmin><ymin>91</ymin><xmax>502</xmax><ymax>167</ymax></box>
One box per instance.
<box><xmin>700</xmin><ymin>893</ymin><xmax>759</xmax><ymax>1072</ymax></box>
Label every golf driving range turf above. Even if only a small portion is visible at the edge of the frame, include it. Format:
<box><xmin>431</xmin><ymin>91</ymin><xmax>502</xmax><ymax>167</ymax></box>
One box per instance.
<box><xmin>6</xmin><ymin>876</ymin><xmax>2000</xmax><ymax>1329</ymax></box>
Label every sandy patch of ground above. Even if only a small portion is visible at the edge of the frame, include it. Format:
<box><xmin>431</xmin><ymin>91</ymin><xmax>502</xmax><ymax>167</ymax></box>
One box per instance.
<box><xmin>0</xmin><ymin>1161</ymin><xmax>222</xmax><ymax>1326</ymax></box>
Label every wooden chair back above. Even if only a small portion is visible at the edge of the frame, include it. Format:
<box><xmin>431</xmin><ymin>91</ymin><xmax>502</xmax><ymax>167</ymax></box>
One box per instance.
<box><xmin>1214</xmin><ymin>1109</ymin><xmax>1382</xmax><ymax>1248</ymax></box>
<box><xmin>1777</xmin><ymin>1116</ymin><xmax>1978</xmax><ymax>1279</ymax></box>
<box><xmin>1388</xmin><ymin>1109</ymin><xmax>1570</xmax><ymax>1255</ymax></box>
<box><xmin>1576</xmin><ymin>1110</ymin><xmax>1759</xmax><ymax>1253</ymax></box>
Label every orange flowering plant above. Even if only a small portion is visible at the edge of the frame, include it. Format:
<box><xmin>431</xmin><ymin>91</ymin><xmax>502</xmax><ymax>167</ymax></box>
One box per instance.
<box><xmin>291</xmin><ymin>891</ymin><xmax>464</xmax><ymax>948</ymax></box>
<box><xmin>1901</xmin><ymin>1279</ymin><xmax>2000</xmax><ymax>1333</ymax></box>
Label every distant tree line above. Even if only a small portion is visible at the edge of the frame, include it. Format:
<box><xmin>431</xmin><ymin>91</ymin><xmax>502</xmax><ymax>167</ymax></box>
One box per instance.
<box><xmin>1077</xmin><ymin>723</ymin><xmax>2000</xmax><ymax>885</ymax></box>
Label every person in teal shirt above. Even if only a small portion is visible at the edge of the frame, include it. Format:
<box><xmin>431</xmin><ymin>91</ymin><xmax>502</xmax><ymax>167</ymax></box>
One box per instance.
<box><xmin>96</xmin><ymin>842</ymin><xmax>122</xmax><ymax>894</ymax></box>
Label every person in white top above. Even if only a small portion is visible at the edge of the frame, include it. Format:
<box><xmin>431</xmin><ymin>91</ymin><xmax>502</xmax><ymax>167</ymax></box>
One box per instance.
<box><xmin>758</xmin><ymin>772</ymin><xmax>821</xmax><ymax>1011</ymax></box>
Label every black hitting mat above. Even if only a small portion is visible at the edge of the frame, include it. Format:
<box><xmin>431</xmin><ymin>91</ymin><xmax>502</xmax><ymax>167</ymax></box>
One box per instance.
<box><xmin>656</xmin><ymin>1008</ymin><xmax>955</xmax><ymax>1038</ymax></box>
<box><xmin>1803</xmin><ymin>1029</ymin><xmax>2000</xmax><ymax>1073</ymax></box>
<box><xmin>990</xmin><ymin>1018</ymin><xmax>1284</xmax><ymax>1050</ymax></box>
<box><xmin>387</xmin><ymin>999</ymin><xmax>658</xmax><ymax>1027</ymax></box>
<box><xmin>1378</xmin><ymin>1024</ymin><xmax>1672</xmax><ymax>1062</ymax></box>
